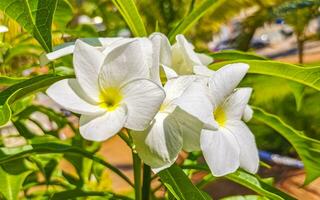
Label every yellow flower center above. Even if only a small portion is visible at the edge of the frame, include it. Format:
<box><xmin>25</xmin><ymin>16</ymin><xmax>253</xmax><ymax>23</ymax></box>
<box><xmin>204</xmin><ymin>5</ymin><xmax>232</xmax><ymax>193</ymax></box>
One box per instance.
<box><xmin>213</xmin><ymin>106</ymin><xmax>226</xmax><ymax>127</ymax></box>
<box><xmin>99</xmin><ymin>87</ymin><xmax>123</xmax><ymax>111</ymax></box>
<box><xmin>159</xmin><ymin>103</ymin><xmax>167</xmax><ymax>112</ymax></box>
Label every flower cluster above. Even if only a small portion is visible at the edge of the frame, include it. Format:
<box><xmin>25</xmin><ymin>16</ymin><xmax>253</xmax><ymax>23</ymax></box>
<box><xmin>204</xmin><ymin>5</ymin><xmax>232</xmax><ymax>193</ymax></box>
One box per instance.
<box><xmin>46</xmin><ymin>33</ymin><xmax>259</xmax><ymax>176</ymax></box>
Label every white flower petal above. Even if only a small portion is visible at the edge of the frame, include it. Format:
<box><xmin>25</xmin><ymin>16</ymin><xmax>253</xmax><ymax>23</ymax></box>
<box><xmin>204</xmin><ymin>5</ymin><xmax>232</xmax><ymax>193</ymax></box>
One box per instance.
<box><xmin>149</xmin><ymin>33</ymin><xmax>172</xmax><ymax>84</ymax></box>
<box><xmin>208</xmin><ymin>63</ymin><xmax>249</xmax><ymax>106</ymax></box>
<box><xmin>163</xmin><ymin>76</ymin><xmax>197</xmax><ymax>105</ymax></box>
<box><xmin>223</xmin><ymin>88</ymin><xmax>252</xmax><ymax>121</ymax></box>
<box><xmin>79</xmin><ymin>105</ymin><xmax>127</xmax><ymax>141</ymax></box>
<box><xmin>225</xmin><ymin>120</ymin><xmax>259</xmax><ymax>173</ymax></box>
<box><xmin>171</xmin><ymin>35</ymin><xmax>199</xmax><ymax>75</ymax></box>
<box><xmin>175</xmin><ymin>34</ymin><xmax>202</xmax><ymax>65</ymax></box>
<box><xmin>172</xmin><ymin>107</ymin><xmax>203</xmax><ymax>152</ymax></box>
<box><xmin>201</xmin><ymin>128</ymin><xmax>240</xmax><ymax>176</ymax></box>
<box><xmin>161</xmin><ymin>65</ymin><xmax>178</xmax><ymax>80</ymax></box>
<box><xmin>73</xmin><ymin>40</ymin><xmax>105</xmax><ymax>102</ymax></box>
<box><xmin>101</xmin><ymin>38</ymin><xmax>136</xmax><ymax>56</ymax></box>
<box><xmin>243</xmin><ymin>105</ymin><xmax>253</xmax><ymax>122</ymax></box>
<box><xmin>174</xmin><ymin>80</ymin><xmax>218</xmax><ymax>130</ymax></box>
<box><xmin>46</xmin><ymin>79</ymin><xmax>105</xmax><ymax>115</ymax></box>
<box><xmin>99</xmin><ymin>37</ymin><xmax>124</xmax><ymax>46</ymax></box>
<box><xmin>131</xmin><ymin>113</ymin><xmax>182</xmax><ymax>168</ymax></box>
<box><xmin>121</xmin><ymin>79</ymin><xmax>165</xmax><ymax>130</ymax></box>
<box><xmin>99</xmin><ymin>39</ymin><xmax>152</xmax><ymax>88</ymax></box>
<box><xmin>40</xmin><ymin>45</ymin><xmax>75</xmax><ymax>66</ymax></box>
<box><xmin>149</xmin><ymin>33</ymin><xmax>172</xmax><ymax>66</ymax></box>
<box><xmin>197</xmin><ymin>53</ymin><xmax>213</xmax><ymax>65</ymax></box>
<box><xmin>193</xmin><ymin>65</ymin><xmax>215</xmax><ymax>77</ymax></box>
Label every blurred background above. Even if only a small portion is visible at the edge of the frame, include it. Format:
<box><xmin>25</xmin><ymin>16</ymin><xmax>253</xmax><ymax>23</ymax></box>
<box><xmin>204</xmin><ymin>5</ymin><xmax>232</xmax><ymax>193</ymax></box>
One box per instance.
<box><xmin>1</xmin><ymin>0</ymin><xmax>320</xmax><ymax>199</ymax></box>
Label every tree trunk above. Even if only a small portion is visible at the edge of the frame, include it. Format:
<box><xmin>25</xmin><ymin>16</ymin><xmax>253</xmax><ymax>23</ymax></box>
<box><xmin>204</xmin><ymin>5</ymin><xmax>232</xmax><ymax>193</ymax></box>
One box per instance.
<box><xmin>297</xmin><ymin>36</ymin><xmax>304</xmax><ymax>64</ymax></box>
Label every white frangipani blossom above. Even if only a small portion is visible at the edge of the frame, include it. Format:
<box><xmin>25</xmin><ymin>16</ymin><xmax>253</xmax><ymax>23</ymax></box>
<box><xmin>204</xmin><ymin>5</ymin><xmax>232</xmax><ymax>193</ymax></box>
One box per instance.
<box><xmin>171</xmin><ymin>34</ymin><xmax>214</xmax><ymax>76</ymax></box>
<box><xmin>128</xmin><ymin>33</ymin><xmax>218</xmax><ymax>172</ymax></box>
<box><xmin>178</xmin><ymin>63</ymin><xmax>259</xmax><ymax>176</ymax></box>
<box><xmin>148</xmin><ymin>33</ymin><xmax>214</xmax><ymax>80</ymax></box>
<box><xmin>47</xmin><ymin>39</ymin><xmax>165</xmax><ymax>141</ymax></box>
<box><xmin>131</xmin><ymin>76</ymin><xmax>205</xmax><ymax>171</ymax></box>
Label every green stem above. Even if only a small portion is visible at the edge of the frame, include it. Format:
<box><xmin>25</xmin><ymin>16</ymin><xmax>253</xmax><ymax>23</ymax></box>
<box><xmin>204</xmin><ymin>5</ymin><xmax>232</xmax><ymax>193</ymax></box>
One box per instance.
<box><xmin>118</xmin><ymin>130</ymin><xmax>143</xmax><ymax>199</ymax></box>
<box><xmin>132</xmin><ymin>152</ymin><xmax>142</xmax><ymax>200</ymax></box>
<box><xmin>142</xmin><ymin>164</ymin><xmax>151</xmax><ymax>200</ymax></box>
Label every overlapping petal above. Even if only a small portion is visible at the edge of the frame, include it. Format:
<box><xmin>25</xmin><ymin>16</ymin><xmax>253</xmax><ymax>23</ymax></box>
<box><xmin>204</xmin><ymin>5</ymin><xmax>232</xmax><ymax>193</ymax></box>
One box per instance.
<box><xmin>225</xmin><ymin>120</ymin><xmax>259</xmax><ymax>173</ymax></box>
<box><xmin>46</xmin><ymin>79</ymin><xmax>105</xmax><ymax>115</ymax></box>
<box><xmin>163</xmin><ymin>76</ymin><xmax>197</xmax><ymax>106</ymax></box>
<box><xmin>99</xmin><ymin>39</ymin><xmax>152</xmax><ymax>88</ymax></box>
<box><xmin>175</xmin><ymin>80</ymin><xmax>218</xmax><ymax>130</ymax></box>
<box><xmin>208</xmin><ymin>63</ymin><xmax>249</xmax><ymax>107</ymax></box>
<box><xmin>121</xmin><ymin>79</ymin><xmax>165</xmax><ymax>130</ymax></box>
<box><xmin>73</xmin><ymin>40</ymin><xmax>105</xmax><ymax>102</ymax></box>
<box><xmin>131</xmin><ymin>113</ymin><xmax>182</xmax><ymax>169</ymax></box>
<box><xmin>243</xmin><ymin>105</ymin><xmax>254</xmax><ymax>122</ymax></box>
<box><xmin>223</xmin><ymin>88</ymin><xmax>252</xmax><ymax>121</ymax></box>
<box><xmin>200</xmin><ymin>128</ymin><xmax>240</xmax><ymax>176</ymax></box>
<box><xmin>149</xmin><ymin>33</ymin><xmax>172</xmax><ymax>84</ymax></box>
<box><xmin>79</xmin><ymin>105</ymin><xmax>127</xmax><ymax>141</ymax></box>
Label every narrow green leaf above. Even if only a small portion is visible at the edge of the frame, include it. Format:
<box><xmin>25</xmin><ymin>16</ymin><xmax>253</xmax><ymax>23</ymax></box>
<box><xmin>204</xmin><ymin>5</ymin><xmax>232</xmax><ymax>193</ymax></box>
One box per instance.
<box><xmin>226</xmin><ymin>171</ymin><xmax>294</xmax><ymax>200</ymax></box>
<box><xmin>0</xmin><ymin>136</ymin><xmax>134</xmax><ymax>187</ymax></box>
<box><xmin>209</xmin><ymin>60</ymin><xmax>320</xmax><ymax>91</ymax></box>
<box><xmin>0</xmin><ymin>160</ymin><xmax>31</xmax><ymax>200</ymax></box>
<box><xmin>288</xmin><ymin>82</ymin><xmax>305</xmax><ymax>111</ymax></box>
<box><xmin>0</xmin><ymin>74</ymin><xmax>71</xmax><ymax>127</ymax></box>
<box><xmin>158</xmin><ymin>164</ymin><xmax>211</xmax><ymax>200</ymax></box>
<box><xmin>50</xmin><ymin>189</ymin><xmax>133</xmax><ymax>200</ymax></box>
<box><xmin>0</xmin><ymin>76</ymin><xmax>27</xmax><ymax>86</ymax></box>
<box><xmin>111</xmin><ymin>0</ymin><xmax>147</xmax><ymax>37</ymax></box>
<box><xmin>209</xmin><ymin>50</ymin><xmax>268</xmax><ymax>61</ymax></box>
<box><xmin>168</xmin><ymin>0</ymin><xmax>217</xmax><ymax>42</ymax></box>
<box><xmin>252</xmin><ymin>106</ymin><xmax>320</xmax><ymax>184</ymax></box>
<box><xmin>182</xmin><ymin>165</ymin><xmax>294</xmax><ymax>200</ymax></box>
<box><xmin>54</xmin><ymin>0</ymin><xmax>73</xmax><ymax>29</ymax></box>
<box><xmin>0</xmin><ymin>0</ymin><xmax>59</xmax><ymax>52</ymax></box>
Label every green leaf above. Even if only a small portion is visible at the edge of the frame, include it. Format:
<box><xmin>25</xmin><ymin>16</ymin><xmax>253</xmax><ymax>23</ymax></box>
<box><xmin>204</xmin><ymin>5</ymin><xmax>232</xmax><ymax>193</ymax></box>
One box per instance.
<box><xmin>111</xmin><ymin>0</ymin><xmax>147</xmax><ymax>37</ymax></box>
<box><xmin>252</xmin><ymin>106</ymin><xmax>320</xmax><ymax>184</ymax></box>
<box><xmin>0</xmin><ymin>76</ymin><xmax>27</xmax><ymax>86</ymax></box>
<box><xmin>0</xmin><ymin>0</ymin><xmax>59</xmax><ymax>52</ymax></box>
<box><xmin>288</xmin><ymin>82</ymin><xmax>305</xmax><ymax>111</ymax></box>
<box><xmin>0</xmin><ymin>160</ymin><xmax>31</xmax><ymax>200</ymax></box>
<box><xmin>226</xmin><ymin>171</ymin><xmax>294</xmax><ymax>200</ymax></box>
<box><xmin>209</xmin><ymin>60</ymin><xmax>320</xmax><ymax>91</ymax></box>
<box><xmin>0</xmin><ymin>74</ymin><xmax>70</xmax><ymax>127</ymax></box>
<box><xmin>0</xmin><ymin>136</ymin><xmax>134</xmax><ymax>187</ymax></box>
<box><xmin>168</xmin><ymin>0</ymin><xmax>217</xmax><ymax>42</ymax></box>
<box><xmin>50</xmin><ymin>189</ymin><xmax>133</xmax><ymax>200</ymax></box>
<box><xmin>54</xmin><ymin>0</ymin><xmax>73</xmax><ymax>29</ymax></box>
<box><xmin>182</xmin><ymin>165</ymin><xmax>294</xmax><ymax>200</ymax></box>
<box><xmin>158</xmin><ymin>164</ymin><xmax>211</xmax><ymax>200</ymax></box>
<box><xmin>209</xmin><ymin>50</ymin><xmax>268</xmax><ymax>61</ymax></box>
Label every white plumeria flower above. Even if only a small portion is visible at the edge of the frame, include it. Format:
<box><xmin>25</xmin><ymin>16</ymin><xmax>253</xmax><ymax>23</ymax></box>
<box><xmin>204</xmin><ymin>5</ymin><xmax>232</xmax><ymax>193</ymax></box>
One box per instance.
<box><xmin>47</xmin><ymin>39</ymin><xmax>165</xmax><ymax>141</ymax></box>
<box><xmin>129</xmin><ymin>34</ymin><xmax>217</xmax><ymax>171</ymax></box>
<box><xmin>171</xmin><ymin>34</ymin><xmax>214</xmax><ymax>77</ymax></box>
<box><xmin>0</xmin><ymin>25</ymin><xmax>8</xmax><ymax>33</ymax></box>
<box><xmin>148</xmin><ymin>33</ymin><xmax>214</xmax><ymax>80</ymax></box>
<box><xmin>131</xmin><ymin>76</ymin><xmax>205</xmax><ymax>171</ymax></box>
<box><xmin>177</xmin><ymin>63</ymin><xmax>259</xmax><ymax>176</ymax></box>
